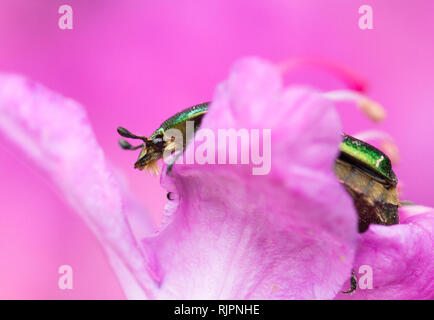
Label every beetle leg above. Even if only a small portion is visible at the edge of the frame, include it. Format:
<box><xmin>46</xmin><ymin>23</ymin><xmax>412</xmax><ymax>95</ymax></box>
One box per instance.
<box><xmin>167</xmin><ymin>155</ymin><xmax>179</xmax><ymax>175</ymax></box>
<box><xmin>342</xmin><ymin>270</ymin><xmax>357</xmax><ymax>294</ymax></box>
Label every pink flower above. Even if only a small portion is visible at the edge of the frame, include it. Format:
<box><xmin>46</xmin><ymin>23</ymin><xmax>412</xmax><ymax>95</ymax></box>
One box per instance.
<box><xmin>0</xmin><ymin>57</ymin><xmax>432</xmax><ymax>299</ymax></box>
<box><xmin>335</xmin><ymin>207</ymin><xmax>434</xmax><ymax>299</ymax></box>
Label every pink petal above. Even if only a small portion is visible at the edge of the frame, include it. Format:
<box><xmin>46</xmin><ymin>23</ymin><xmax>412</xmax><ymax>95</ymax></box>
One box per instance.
<box><xmin>142</xmin><ymin>58</ymin><xmax>358</xmax><ymax>299</ymax></box>
<box><xmin>399</xmin><ymin>204</ymin><xmax>433</xmax><ymax>222</ymax></box>
<box><xmin>0</xmin><ymin>74</ymin><xmax>158</xmax><ymax>298</ymax></box>
<box><xmin>335</xmin><ymin>211</ymin><xmax>434</xmax><ymax>299</ymax></box>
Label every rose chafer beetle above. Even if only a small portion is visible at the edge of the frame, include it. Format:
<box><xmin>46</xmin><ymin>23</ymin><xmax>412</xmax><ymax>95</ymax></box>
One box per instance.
<box><xmin>117</xmin><ymin>101</ymin><xmax>399</xmax><ymax>233</ymax></box>
<box><xmin>335</xmin><ymin>134</ymin><xmax>399</xmax><ymax>232</ymax></box>
<box><xmin>117</xmin><ymin>102</ymin><xmax>208</xmax><ymax>174</ymax></box>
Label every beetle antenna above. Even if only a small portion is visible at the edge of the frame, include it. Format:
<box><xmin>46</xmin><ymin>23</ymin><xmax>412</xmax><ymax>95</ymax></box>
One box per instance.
<box><xmin>117</xmin><ymin>126</ymin><xmax>147</xmax><ymax>140</ymax></box>
<box><xmin>119</xmin><ymin>139</ymin><xmax>144</xmax><ymax>150</ymax></box>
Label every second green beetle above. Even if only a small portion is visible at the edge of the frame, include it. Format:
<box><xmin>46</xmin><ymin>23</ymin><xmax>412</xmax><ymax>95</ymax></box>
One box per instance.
<box><xmin>117</xmin><ymin>101</ymin><xmax>399</xmax><ymax>233</ymax></box>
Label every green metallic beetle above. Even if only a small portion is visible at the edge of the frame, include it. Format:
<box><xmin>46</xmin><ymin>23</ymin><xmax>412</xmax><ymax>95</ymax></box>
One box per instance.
<box><xmin>117</xmin><ymin>101</ymin><xmax>399</xmax><ymax>233</ymax></box>
<box><xmin>117</xmin><ymin>102</ymin><xmax>208</xmax><ymax>174</ymax></box>
<box><xmin>335</xmin><ymin>134</ymin><xmax>399</xmax><ymax>233</ymax></box>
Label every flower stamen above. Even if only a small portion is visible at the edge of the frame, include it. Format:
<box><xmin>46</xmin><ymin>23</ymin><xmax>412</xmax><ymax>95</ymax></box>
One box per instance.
<box><xmin>277</xmin><ymin>57</ymin><xmax>367</xmax><ymax>92</ymax></box>
<box><xmin>323</xmin><ymin>90</ymin><xmax>386</xmax><ymax>123</ymax></box>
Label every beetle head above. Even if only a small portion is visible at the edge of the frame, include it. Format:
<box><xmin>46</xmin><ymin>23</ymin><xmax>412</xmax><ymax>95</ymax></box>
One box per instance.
<box><xmin>134</xmin><ymin>135</ymin><xmax>165</xmax><ymax>173</ymax></box>
<box><xmin>117</xmin><ymin>127</ymin><xmax>165</xmax><ymax>174</ymax></box>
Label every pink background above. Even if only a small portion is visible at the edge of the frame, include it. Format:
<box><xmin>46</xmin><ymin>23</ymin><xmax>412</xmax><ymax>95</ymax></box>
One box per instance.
<box><xmin>0</xmin><ymin>0</ymin><xmax>433</xmax><ymax>299</ymax></box>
